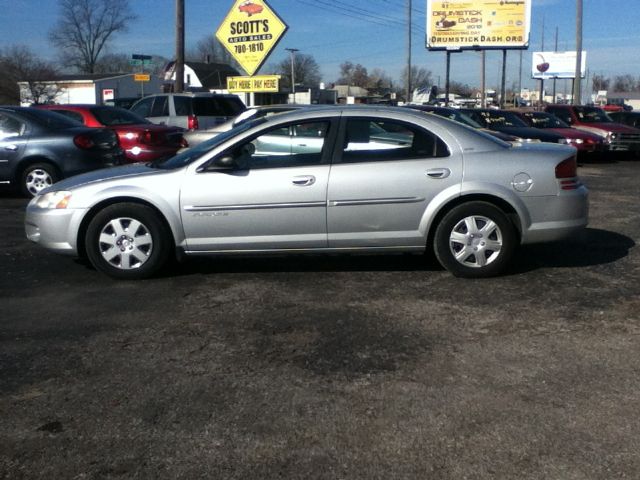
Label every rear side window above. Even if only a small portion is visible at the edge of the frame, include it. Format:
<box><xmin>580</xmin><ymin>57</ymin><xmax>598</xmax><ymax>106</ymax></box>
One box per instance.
<box><xmin>52</xmin><ymin>110</ymin><xmax>85</xmax><ymax>124</ymax></box>
<box><xmin>193</xmin><ymin>97</ymin><xmax>245</xmax><ymax>116</ymax></box>
<box><xmin>174</xmin><ymin>96</ymin><xmax>192</xmax><ymax>116</ymax></box>
<box><xmin>341</xmin><ymin>119</ymin><xmax>449</xmax><ymax>163</ymax></box>
<box><xmin>91</xmin><ymin>107</ymin><xmax>149</xmax><ymax>126</ymax></box>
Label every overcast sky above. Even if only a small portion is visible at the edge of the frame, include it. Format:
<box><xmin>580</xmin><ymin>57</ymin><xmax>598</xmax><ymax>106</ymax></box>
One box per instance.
<box><xmin>1</xmin><ymin>0</ymin><xmax>638</xmax><ymax>91</ymax></box>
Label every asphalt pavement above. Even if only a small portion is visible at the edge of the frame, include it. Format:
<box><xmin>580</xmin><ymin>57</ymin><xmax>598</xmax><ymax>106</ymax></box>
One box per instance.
<box><xmin>1</xmin><ymin>157</ymin><xmax>639</xmax><ymax>479</ymax></box>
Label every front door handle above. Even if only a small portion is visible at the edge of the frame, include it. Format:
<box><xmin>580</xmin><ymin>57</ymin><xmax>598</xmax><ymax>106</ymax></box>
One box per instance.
<box><xmin>4</xmin><ymin>144</ymin><xmax>18</xmax><ymax>151</ymax></box>
<box><xmin>292</xmin><ymin>175</ymin><xmax>316</xmax><ymax>186</ymax></box>
<box><xmin>426</xmin><ymin>168</ymin><xmax>451</xmax><ymax>179</ymax></box>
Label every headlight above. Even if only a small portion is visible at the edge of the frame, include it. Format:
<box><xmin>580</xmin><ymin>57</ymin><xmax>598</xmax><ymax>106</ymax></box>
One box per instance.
<box><xmin>35</xmin><ymin>191</ymin><xmax>72</xmax><ymax>209</ymax></box>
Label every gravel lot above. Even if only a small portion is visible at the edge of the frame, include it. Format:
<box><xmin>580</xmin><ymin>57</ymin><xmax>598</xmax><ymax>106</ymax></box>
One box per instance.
<box><xmin>1</xmin><ymin>157</ymin><xmax>639</xmax><ymax>479</ymax></box>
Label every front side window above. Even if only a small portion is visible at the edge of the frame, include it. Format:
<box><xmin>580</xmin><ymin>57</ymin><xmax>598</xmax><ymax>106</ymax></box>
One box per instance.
<box><xmin>232</xmin><ymin>120</ymin><xmax>330</xmax><ymax>169</ymax></box>
<box><xmin>0</xmin><ymin>113</ymin><xmax>26</xmax><ymax>139</ymax></box>
<box><xmin>341</xmin><ymin>119</ymin><xmax>449</xmax><ymax>163</ymax></box>
<box><xmin>131</xmin><ymin>97</ymin><xmax>154</xmax><ymax>118</ymax></box>
<box><xmin>574</xmin><ymin>107</ymin><xmax>612</xmax><ymax>123</ymax></box>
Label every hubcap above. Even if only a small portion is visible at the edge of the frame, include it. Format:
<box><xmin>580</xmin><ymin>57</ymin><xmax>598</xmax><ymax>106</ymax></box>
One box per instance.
<box><xmin>98</xmin><ymin>217</ymin><xmax>153</xmax><ymax>270</ymax></box>
<box><xmin>449</xmin><ymin>215</ymin><xmax>502</xmax><ymax>268</ymax></box>
<box><xmin>25</xmin><ymin>168</ymin><xmax>53</xmax><ymax>195</ymax></box>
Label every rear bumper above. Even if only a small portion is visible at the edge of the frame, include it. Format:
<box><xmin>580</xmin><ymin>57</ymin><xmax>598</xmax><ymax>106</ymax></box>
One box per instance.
<box><xmin>521</xmin><ymin>186</ymin><xmax>589</xmax><ymax>244</ymax></box>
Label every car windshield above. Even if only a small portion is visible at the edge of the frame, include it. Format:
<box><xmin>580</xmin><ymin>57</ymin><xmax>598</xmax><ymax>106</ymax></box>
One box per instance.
<box><xmin>149</xmin><ymin>118</ymin><xmax>265</xmax><ymax>169</ymax></box>
<box><xmin>91</xmin><ymin>107</ymin><xmax>151</xmax><ymax>126</ymax></box>
<box><xmin>20</xmin><ymin>108</ymin><xmax>83</xmax><ymax>129</ymax></box>
<box><xmin>527</xmin><ymin>113</ymin><xmax>569</xmax><ymax>128</ymax></box>
<box><xmin>574</xmin><ymin>107</ymin><xmax>612</xmax><ymax>123</ymax></box>
<box><xmin>484</xmin><ymin>111</ymin><xmax>528</xmax><ymax>127</ymax></box>
<box><xmin>440</xmin><ymin>110</ymin><xmax>484</xmax><ymax>129</ymax></box>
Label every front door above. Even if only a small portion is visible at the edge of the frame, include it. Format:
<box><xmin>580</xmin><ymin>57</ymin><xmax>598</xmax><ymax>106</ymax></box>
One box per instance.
<box><xmin>180</xmin><ymin>119</ymin><xmax>333</xmax><ymax>251</ymax></box>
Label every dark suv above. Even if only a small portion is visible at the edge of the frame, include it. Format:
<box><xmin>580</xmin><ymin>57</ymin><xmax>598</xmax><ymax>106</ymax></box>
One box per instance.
<box><xmin>130</xmin><ymin>93</ymin><xmax>246</xmax><ymax>130</ymax></box>
<box><xmin>0</xmin><ymin>107</ymin><xmax>124</xmax><ymax>196</ymax></box>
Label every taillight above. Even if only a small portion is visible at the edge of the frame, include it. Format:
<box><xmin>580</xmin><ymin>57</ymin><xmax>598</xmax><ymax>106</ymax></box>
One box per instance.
<box><xmin>139</xmin><ymin>131</ymin><xmax>153</xmax><ymax>144</ymax></box>
<box><xmin>556</xmin><ymin>156</ymin><xmax>580</xmax><ymax>190</ymax></box>
<box><xmin>187</xmin><ymin>114</ymin><xmax>199</xmax><ymax>130</ymax></box>
<box><xmin>74</xmin><ymin>134</ymin><xmax>95</xmax><ymax>149</ymax></box>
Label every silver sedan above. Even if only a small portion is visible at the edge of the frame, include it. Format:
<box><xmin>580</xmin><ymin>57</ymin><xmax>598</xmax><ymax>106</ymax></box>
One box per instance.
<box><xmin>25</xmin><ymin>106</ymin><xmax>588</xmax><ymax>279</ymax></box>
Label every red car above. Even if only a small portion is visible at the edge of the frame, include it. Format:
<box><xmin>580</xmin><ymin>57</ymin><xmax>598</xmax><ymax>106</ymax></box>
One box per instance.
<box><xmin>545</xmin><ymin>104</ymin><xmax>640</xmax><ymax>152</ymax></box>
<box><xmin>36</xmin><ymin>104</ymin><xmax>187</xmax><ymax>163</ymax></box>
<box><xmin>515</xmin><ymin>110</ymin><xmax>605</xmax><ymax>153</ymax></box>
<box><xmin>239</xmin><ymin>1</ymin><xmax>263</xmax><ymax>16</ymax></box>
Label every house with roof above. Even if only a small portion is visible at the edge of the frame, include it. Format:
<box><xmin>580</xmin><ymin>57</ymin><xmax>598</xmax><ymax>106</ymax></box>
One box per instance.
<box><xmin>18</xmin><ymin>73</ymin><xmax>163</xmax><ymax>106</ymax></box>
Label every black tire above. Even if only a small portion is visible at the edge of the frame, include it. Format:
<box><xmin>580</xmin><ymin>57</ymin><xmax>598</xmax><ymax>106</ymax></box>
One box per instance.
<box><xmin>85</xmin><ymin>203</ymin><xmax>172</xmax><ymax>280</ymax></box>
<box><xmin>21</xmin><ymin>163</ymin><xmax>58</xmax><ymax>197</ymax></box>
<box><xmin>434</xmin><ymin>201</ymin><xmax>516</xmax><ymax>278</ymax></box>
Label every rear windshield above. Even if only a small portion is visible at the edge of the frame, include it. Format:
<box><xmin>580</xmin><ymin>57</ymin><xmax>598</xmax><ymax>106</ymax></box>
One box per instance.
<box><xmin>192</xmin><ymin>96</ymin><xmax>246</xmax><ymax>116</ymax></box>
<box><xmin>91</xmin><ymin>106</ymin><xmax>150</xmax><ymax>126</ymax></box>
<box><xmin>574</xmin><ymin>107</ymin><xmax>612</xmax><ymax>123</ymax></box>
<box><xmin>20</xmin><ymin>109</ymin><xmax>82</xmax><ymax>129</ymax></box>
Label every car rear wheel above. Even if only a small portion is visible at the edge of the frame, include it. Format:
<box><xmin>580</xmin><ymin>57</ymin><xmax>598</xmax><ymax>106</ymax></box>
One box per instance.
<box><xmin>434</xmin><ymin>201</ymin><xmax>516</xmax><ymax>278</ymax></box>
<box><xmin>85</xmin><ymin>203</ymin><xmax>171</xmax><ymax>279</ymax></box>
<box><xmin>22</xmin><ymin>163</ymin><xmax>58</xmax><ymax>197</ymax></box>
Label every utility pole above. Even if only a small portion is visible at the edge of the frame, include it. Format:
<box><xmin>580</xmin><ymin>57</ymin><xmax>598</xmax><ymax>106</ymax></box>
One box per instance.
<box><xmin>175</xmin><ymin>0</ymin><xmax>185</xmax><ymax>93</ymax></box>
<box><xmin>572</xmin><ymin>0</ymin><xmax>583</xmax><ymax>104</ymax></box>
<box><xmin>552</xmin><ymin>27</ymin><xmax>558</xmax><ymax>103</ymax></box>
<box><xmin>406</xmin><ymin>0</ymin><xmax>412</xmax><ymax>103</ymax></box>
<box><xmin>285</xmin><ymin>48</ymin><xmax>299</xmax><ymax>102</ymax></box>
<box><xmin>481</xmin><ymin>50</ymin><xmax>486</xmax><ymax>108</ymax></box>
<box><xmin>539</xmin><ymin>13</ymin><xmax>545</xmax><ymax>106</ymax></box>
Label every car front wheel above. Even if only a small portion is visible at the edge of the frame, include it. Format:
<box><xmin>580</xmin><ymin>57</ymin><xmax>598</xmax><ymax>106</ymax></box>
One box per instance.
<box><xmin>434</xmin><ymin>201</ymin><xmax>516</xmax><ymax>278</ymax></box>
<box><xmin>85</xmin><ymin>203</ymin><xmax>171</xmax><ymax>279</ymax></box>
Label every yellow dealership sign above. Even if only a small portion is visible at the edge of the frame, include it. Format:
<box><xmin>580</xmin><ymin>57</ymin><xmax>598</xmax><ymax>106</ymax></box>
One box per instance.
<box><xmin>134</xmin><ymin>74</ymin><xmax>150</xmax><ymax>82</ymax></box>
<box><xmin>227</xmin><ymin>75</ymin><xmax>280</xmax><ymax>92</ymax></box>
<box><xmin>216</xmin><ymin>0</ymin><xmax>288</xmax><ymax>76</ymax></box>
<box><xmin>426</xmin><ymin>0</ymin><xmax>531</xmax><ymax>50</ymax></box>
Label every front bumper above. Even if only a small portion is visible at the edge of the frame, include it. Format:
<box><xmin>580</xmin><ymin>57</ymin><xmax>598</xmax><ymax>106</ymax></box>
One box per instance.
<box><xmin>24</xmin><ymin>203</ymin><xmax>87</xmax><ymax>256</ymax></box>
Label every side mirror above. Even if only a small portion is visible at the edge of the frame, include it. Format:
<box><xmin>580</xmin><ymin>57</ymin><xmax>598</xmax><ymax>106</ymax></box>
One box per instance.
<box><xmin>212</xmin><ymin>154</ymin><xmax>237</xmax><ymax>169</ymax></box>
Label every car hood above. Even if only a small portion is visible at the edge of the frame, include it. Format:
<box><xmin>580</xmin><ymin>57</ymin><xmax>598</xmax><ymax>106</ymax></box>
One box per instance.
<box><xmin>576</xmin><ymin>122</ymin><xmax>640</xmax><ymax>134</ymax></box>
<box><xmin>492</xmin><ymin>126</ymin><xmax>564</xmax><ymax>142</ymax></box>
<box><xmin>545</xmin><ymin>128</ymin><xmax>603</xmax><ymax>140</ymax></box>
<box><xmin>41</xmin><ymin>164</ymin><xmax>161</xmax><ymax>193</ymax></box>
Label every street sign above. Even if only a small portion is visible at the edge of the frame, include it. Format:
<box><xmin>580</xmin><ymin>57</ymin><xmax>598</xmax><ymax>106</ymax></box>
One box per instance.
<box><xmin>130</xmin><ymin>59</ymin><xmax>143</xmax><ymax>66</ymax></box>
<box><xmin>227</xmin><ymin>75</ymin><xmax>280</xmax><ymax>92</ymax></box>
<box><xmin>216</xmin><ymin>0</ymin><xmax>288</xmax><ymax>76</ymax></box>
<box><xmin>134</xmin><ymin>74</ymin><xmax>150</xmax><ymax>82</ymax></box>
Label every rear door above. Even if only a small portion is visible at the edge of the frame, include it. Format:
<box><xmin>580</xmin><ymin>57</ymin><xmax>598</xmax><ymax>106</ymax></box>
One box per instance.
<box><xmin>326</xmin><ymin>116</ymin><xmax>463</xmax><ymax>248</ymax></box>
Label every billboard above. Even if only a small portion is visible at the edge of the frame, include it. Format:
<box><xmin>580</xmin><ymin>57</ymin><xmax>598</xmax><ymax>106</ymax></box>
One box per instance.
<box><xmin>531</xmin><ymin>51</ymin><xmax>587</xmax><ymax>79</ymax></box>
<box><xmin>426</xmin><ymin>0</ymin><xmax>532</xmax><ymax>50</ymax></box>
<box><xmin>216</xmin><ymin>0</ymin><xmax>288</xmax><ymax>76</ymax></box>
<box><xmin>227</xmin><ymin>75</ymin><xmax>280</xmax><ymax>92</ymax></box>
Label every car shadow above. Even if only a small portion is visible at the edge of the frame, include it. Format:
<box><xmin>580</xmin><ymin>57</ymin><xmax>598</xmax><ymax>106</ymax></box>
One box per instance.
<box><xmin>158</xmin><ymin>228</ymin><xmax>633</xmax><ymax>278</ymax></box>
<box><xmin>510</xmin><ymin>227</ymin><xmax>635</xmax><ymax>274</ymax></box>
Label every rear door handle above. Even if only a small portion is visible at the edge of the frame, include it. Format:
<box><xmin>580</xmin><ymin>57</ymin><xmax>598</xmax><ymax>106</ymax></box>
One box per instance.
<box><xmin>292</xmin><ymin>175</ymin><xmax>316</xmax><ymax>186</ymax></box>
<box><xmin>426</xmin><ymin>168</ymin><xmax>451</xmax><ymax>179</ymax></box>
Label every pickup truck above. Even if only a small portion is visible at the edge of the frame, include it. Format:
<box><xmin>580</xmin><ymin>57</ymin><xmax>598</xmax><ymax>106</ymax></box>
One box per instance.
<box><xmin>545</xmin><ymin>104</ymin><xmax>640</xmax><ymax>152</ymax></box>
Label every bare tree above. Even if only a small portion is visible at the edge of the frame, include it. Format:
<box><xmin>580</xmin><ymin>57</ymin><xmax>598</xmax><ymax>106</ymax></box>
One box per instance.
<box><xmin>338</xmin><ymin>62</ymin><xmax>369</xmax><ymax>87</ymax></box>
<box><xmin>612</xmin><ymin>74</ymin><xmax>637</xmax><ymax>93</ymax></box>
<box><xmin>49</xmin><ymin>0</ymin><xmax>137</xmax><ymax>73</ymax></box>
<box><xmin>591</xmin><ymin>74</ymin><xmax>610</xmax><ymax>92</ymax></box>
<box><xmin>187</xmin><ymin>36</ymin><xmax>234</xmax><ymax>65</ymax></box>
<box><xmin>367</xmin><ymin>68</ymin><xmax>394</xmax><ymax>96</ymax></box>
<box><xmin>0</xmin><ymin>45</ymin><xmax>60</xmax><ymax>105</ymax></box>
<box><xmin>400</xmin><ymin>66</ymin><xmax>433</xmax><ymax>92</ymax></box>
<box><xmin>271</xmin><ymin>54</ymin><xmax>322</xmax><ymax>89</ymax></box>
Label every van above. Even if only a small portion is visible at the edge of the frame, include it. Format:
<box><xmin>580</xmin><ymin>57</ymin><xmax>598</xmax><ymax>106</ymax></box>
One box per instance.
<box><xmin>130</xmin><ymin>93</ymin><xmax>246</xmax><ymax>130</ymax></box>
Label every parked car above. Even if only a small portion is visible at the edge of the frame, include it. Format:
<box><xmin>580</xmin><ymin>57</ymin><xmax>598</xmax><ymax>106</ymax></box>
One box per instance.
<box><xmin>460</xmin><ymin>108</ymin><xmax>566</xmax><ymax>143</ymax></box>
<box><xmin>130</xmin><ymin>93</ymin><xmax>246</xmax><ymax>130</ymax></box>
<box><xmin>183</xmin><ymin>104</ymin><xmax>307</xmax><ymax>149</ymax></box>
<box><xmin>607</xmin><ymin>111</ymin><xmax>640</xmax><ymax>129</ymax></box>
<box><xmin>25</xmin><ymin>106</ymin><xmax>588</xmax><ymax>280</ymax></box>
<box><xmin>405</xmin><ymin>105</ymin><xmax>518</xmax><ymax>142</ymax></box>
<box><xmin>514</xmin><ymin>110</ymin><xmax>605</xmax><ymax>153</ymax></box>
<box><xmin>545</xmin><ymin>104</ymin><xmax>640</xmax><ymax>152</ymax></box>
<box><xmin>0</xmin><ymin>107</ymin><xmax>123</xmax><ymax>196</ymax></box>
<box><xmin>103</xmin><ymin>97</ymin><xmax>141</xmax><ymax>110</ymax></box>
<box><xmin>36</xmin><ymin>104</ymin><xmax>186</xmax><ymax>163</ymax></box>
